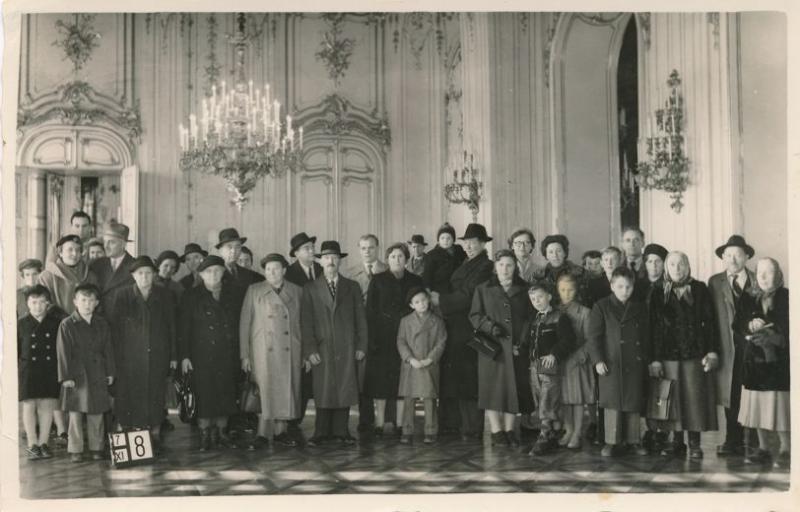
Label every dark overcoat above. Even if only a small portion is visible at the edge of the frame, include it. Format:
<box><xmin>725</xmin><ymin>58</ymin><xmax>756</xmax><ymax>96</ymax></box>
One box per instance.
<box><xmin>733</xmin><ymin>287</ymin><xmax>790</xmax><ymax>392</ymax></box>
<box><xmin>438</xmin><ymin>251</ymin><xmax>493</xmax><ymax>400</ymax></box>
<box><xmin>300</xmin><ymin>275</ymin><xmax>368</xmax><ymax>408</ymax></box>
<box><xmin>469</xmin><ymin>276</ymin><xmax>534</xmax><ymax>413</ymax></box>
<box><xmin>708</xmin><ymin>269</ymin><xmax>756</xmax><ymax>407</ymax></box>
<box><xmin>57</xmin><ymin>312</ymin><xmax>116</xmax><ymax>413</ymax></box>
<box><xmin>285</xmin><ymin>260</ymin><xmax>324</xmax><ymax>287</ymax></box>
<box><xmin>107</xmin><ymin>284</ymin><xmax>177</xmax><ymax>427</ymax></box>
<box><xmin>649</xmin><ymin>280</ymin><xmax>719</xmax><ymax>361</ymax></box>
<box><xmin>586</xmin><ymin>295</ymin><xmax>652</xmax><ymax>412</ymax></box>
<box><xmin>89</xmin><ymin>252</ymin><xmax>135</xmax><ymax>315</ymax></box>
<box><xmin>364</xmin><ymin>270</ymin><xmax>423</xmax><ymax>398</ymax></box>
<box><xmin>422</xmin><ymin>244</ymin><xmax>467</xmax><ymax>293</ymax></box>
<box><xmin>18</xmin><ymin>308</ymin><xmax>67</xmax><ymax>400</ymax></box>
<box><xmin>178</xmin><ymin>283</ymin><xmax>243</xmax><ymax>418</ymax></box>
<box><xmin>223</xmin><ymin>263</ymin><xmax>266</xmax><ymax>290</ymax></box>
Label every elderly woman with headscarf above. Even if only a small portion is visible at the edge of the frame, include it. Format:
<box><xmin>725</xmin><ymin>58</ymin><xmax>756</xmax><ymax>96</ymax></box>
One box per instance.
<box><xmin>648</xmin><ymin>251</ymin><xmax>719</xmax><ymax>460</ymax></box>
<box><xmin>733</xmin><ymin>257</ymin><xmax>790</xmax><ymax>468</ymax></box>
<box><xmin>534</xmin><ymin>234</ymin><xmax>589</xmax><ymax>305</ymax></box>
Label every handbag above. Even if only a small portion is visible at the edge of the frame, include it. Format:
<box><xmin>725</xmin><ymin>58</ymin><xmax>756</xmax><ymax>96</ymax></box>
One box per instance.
<box><xmin>467</xmin><ymin>330</ymin><xmax>502</xmax><ymax>360</ymax></box>
<box><xmin>646</xmin><ymin>377</ymin><xmax>675</xmax><ymax>421</ymax></box>
<box><xmin>533</xmin><ymin>357</ymin><xmax>559</xmax><ymax>376</ymax></box>
<box><xmin>240</xmin><ymin>376</ymin><xmax>262</xmax><ymax>414</ymax></box>
<box><xmin>175</xmin><ymin>372</ymin><xmax>197</xmax><ymax>424</ymax></box>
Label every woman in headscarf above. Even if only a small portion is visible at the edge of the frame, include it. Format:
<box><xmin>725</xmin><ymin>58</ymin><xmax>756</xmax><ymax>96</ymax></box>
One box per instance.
<box><xmin>733</xmin><ymin>257</ymin><xmax>790</xmax><ymax>468</ymax></box>
<box><xmin>649</xmin><ymin>251</ymin><xmax>719</xmax><ymax>459</ymax></box>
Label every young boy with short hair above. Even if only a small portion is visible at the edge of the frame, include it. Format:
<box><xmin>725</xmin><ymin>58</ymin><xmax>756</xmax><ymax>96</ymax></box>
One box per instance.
<box><xmin>57</xmin><ymin>283</ymin><xmax>115</xmax><ymax>462</ymax></box>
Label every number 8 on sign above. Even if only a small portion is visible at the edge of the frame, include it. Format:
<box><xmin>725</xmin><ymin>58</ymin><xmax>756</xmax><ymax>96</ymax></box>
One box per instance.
<box><xmin>128</xmin><ymin>432</ymin><xmax>153</xmax><ymax>461</ymax></box>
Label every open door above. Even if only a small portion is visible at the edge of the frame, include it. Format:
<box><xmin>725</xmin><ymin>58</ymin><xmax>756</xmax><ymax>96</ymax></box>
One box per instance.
<box><xmin>120</xmin><ymin>165</ymin><xmax>139</xmax><ymax>256</ymax></box>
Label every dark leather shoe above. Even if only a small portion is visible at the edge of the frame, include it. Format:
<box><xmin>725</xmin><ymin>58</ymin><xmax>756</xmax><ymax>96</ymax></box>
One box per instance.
<box><xmin>505</xmin><ymin>431</ymin><xmax>520</xmax><ymax>448</ymax></box>
<box><xmin>90</xmin><ymin>450</ymin><xmax>106</xmax><ymax>461</ymax></box>
<box><xmin>39</xmin><ymin>444</ymin><xmax>53</xmax><ymax>459</ymax></box>
<box><xmin>773</xmin><ymin>451</ymin><xmax>790</xmax><ymax>469</ymax></box>
<box><xmin>274</xmin><ymin>432</ymin><xmax>298</xmax><ymax>447</ymax></box>
<box><xmin>491</xmin><ymin>432</ymin><xmax>508</xmax><ymax>446</ymax></box>
<box><xmin>745</xmin><ymin>448</ymin><xmax>772</xmax><ymax>464</ymax></box>
<box><xmin>199</xmin><ymin>428</ymin><xmax>212</xmax><ymax>451</ymax></box>
<box><xmin>307</xmin><ymin>436</ymin><xmax>327</xmax><ymax>447</ymax></box>
<box><xmin>716</xmin><ymin>443</ymin><xmax>743</xmax><ymax>456</ymax></box>
<box><xmin>340</xmin><ymin>435</ymin><xmax>357</xmax><ymax>446</ymax></box>
<box><xmin>399</xmin><ymin>435</ymin><xmax>412</xmax><ymax>445</ymax></box>
<box><xmin>70</xmin><ymin>452</ymin><xmax>85</xmax><ymax>463</ymax></box>
<box><xmin>689</xmin><ymin>447</ymin><xmax>704</xmax><ymax>460</ymax></box>
<box><xmin>248</xmin><ymin>436</ymin><xmax>269</xmax><ymax>450</ymax></box>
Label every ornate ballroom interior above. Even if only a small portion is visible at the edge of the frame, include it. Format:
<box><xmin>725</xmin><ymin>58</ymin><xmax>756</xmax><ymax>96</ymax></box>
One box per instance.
<box><xmin>8</xmin><ymin>10</ymin><xmax>790</xmax><ymax>499</ymax></box>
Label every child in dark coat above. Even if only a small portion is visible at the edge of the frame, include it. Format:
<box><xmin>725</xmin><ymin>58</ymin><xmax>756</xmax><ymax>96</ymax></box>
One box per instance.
<box><xmin>422</xmin><ymin>223</ymin><xmax>467</xmax><ymax>294</ymax></box>
<box><xmin>57</xmin><ymin>283</ymin><xmax>115</xmax><ymax>463</ymax></box>
<box><xmin>587</xmin><ymin>267</ymin><xmax>656</xmax><ymax>457</ymax></box>
<box><xmin>18</xmin><ymin>285</ymin><xmax>67</xmax><ymax>460</ymax></box>
<box><xmin>523</xmin><ymin>283</ymin><xmax>575</xmax><ymax>456</ymax></box>
<box><xmin>397</xmin><ymin>287</ymin><xmax>447</xmax><ymax>444</ymax></box>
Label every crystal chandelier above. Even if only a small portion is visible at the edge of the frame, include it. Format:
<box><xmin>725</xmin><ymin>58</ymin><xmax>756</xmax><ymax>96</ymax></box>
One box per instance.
<box><xmin>444</xmin><ymin>151</ymin><xmax>484</xmax><ymax>222</ymax></box>
<box><xmin>178</xmin><ymin>13</ymin><xmax>303</xmax><ymax>209</ymax></box>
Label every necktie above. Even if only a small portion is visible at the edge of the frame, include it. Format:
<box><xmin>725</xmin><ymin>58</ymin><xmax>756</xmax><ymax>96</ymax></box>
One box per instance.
<box><xmin>367</xmin><ymin>264</ymin><xmax>374</xmax><ymax>278</ymax></box>
<box><xmin>731</xmin><ymin>275</ymin><xmax>743</xmax><ymax>298</ymax></box>
<box><xmin>307</xmin><ymin>266</ymin><xmax>313</xmax><ymax>281</ymax></box>
<box><xmin>629</xmin><ymin>260</ymin><xmax>637</xmax><ymax>272</ymax></box>
<box><xmin>229</xmin><ymin>265</ymin><xmax>238</xmax><ymax>279</ymax></box>
<box><xmin>328</xmin><ymin>279</ymin><xmax>336</xmax><ymax>299</ymax></box>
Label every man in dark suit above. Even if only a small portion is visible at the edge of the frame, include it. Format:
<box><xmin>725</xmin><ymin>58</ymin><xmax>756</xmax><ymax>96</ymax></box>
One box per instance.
<box><xmin>89</xmin><ymin>221</ymin><xmax>136</xmax><ymax>315</ymax></box>
<box><xmin>284</xmin><ymin>232</ymin><xmax>323</xmax><ymax>442</ymax></box>
<box><xmin>301</xmin><ymin>241</ymin><xmax>367</xmax><ymax>446</ymax></box>
<box><xmin>708</xmin><ymin>235</ymin><xmax>757</xmax><ymax>456</ymax></box>
<box><xmin>215</xmin><ymin>227</ymin><xmax>265</xmax><ymax>437</ymax></box>
<box><xmin>620</xmin><ymin>227</ymin><xmax>648</xmax><ymax>280</ymax></box>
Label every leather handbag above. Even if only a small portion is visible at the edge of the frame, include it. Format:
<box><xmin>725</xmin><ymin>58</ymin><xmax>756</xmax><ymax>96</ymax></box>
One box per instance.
<box><xmin>646</xmin><ymin>377</ymin><xmax>675</xmax><ymax>421</ymax></box>
<box><xmin>468</xmin><ymin>330</ymin><xmax>502</xmax><ymax>360</ymax></box>
<box><xmin>175</xmin><ymin>372</ymin><xmax>197</xmax><ymax>424</ymax></box>
<box><xmin>240</xmin><ymin>377</ymin><xmax>262</xmax><ymax>414</ymax></box>
<box><xmin>533</xmin><ymin>357</ymin><xmax>559</xmax><ymax>376</ymax></box>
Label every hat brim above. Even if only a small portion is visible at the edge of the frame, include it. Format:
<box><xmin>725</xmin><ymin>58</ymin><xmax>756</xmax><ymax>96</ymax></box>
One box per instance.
<box><xmin>315</xmin><ymin>251</ymin><xmax>348</xmax><ymax>258</ymax></box>
<box><xmin>715</xmin><ymin>243</ymin><xmax>755</xmax><ymax>259</ymax></box>
<box><xmin>407</xmin><ymin>240</ymin><xmax>429</xmax><ymax>246</ymax></box>
<box><xmin>290</xmin><ymin>236</ymin><xmax>317</xmax><ymax>257</ymax></box>
<box><xmin>179</xmin><ymin>250</ymin><xmax>208</xmax><ymax>263</ymax></box>
<box><xmin>129</xmin><ymin>263</ymin><xmax>157</xmax><ymax>273</ymax></box>
<box><xmin>458</xmin><ymin>235</ymin><xmax>493</xmax><ymax>242</ymax></box>
<box><xmin>101</xmin><ymin>232</ymin><xmax>133</xmax><ymax>242</ymax></box>
<box><xmin>216</xmin><ymin>237</ymin><xmax>247</xmax><ymax>249</ymax></box>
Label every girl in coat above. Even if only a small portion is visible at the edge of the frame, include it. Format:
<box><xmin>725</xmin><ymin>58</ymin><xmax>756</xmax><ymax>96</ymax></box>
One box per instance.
<box><xmin>397</xmin><ymin>287</ymin><xmax>447</xmax><ymax>444</ymax></box>
<box><xmin>649</xmin><ymin>251</ymin><xmax>719</xmax><ymax>459</ymax></box>
<box><xmin>18</xmin><ymin>286</ymin><xmax>66</xmax><ymax>460</ymax></box>
<box><xmin>179</xmin><ymin>256</ymin><xmax>242</xmax><ymax>451</ymax></box>
<box><xmin>469</xmin><ymin>249</ymin><xmax>534</xmax><ymax>448</ymax></box>
<box><xmin>422</xmin><ymin>222</ymin><xmax>467</xmax><ymax>294</ymax></box>
<box><xmin>365</xmin><ymin>243</ymin><xmax>423</xmax><ymax>435</ymax></box>
<box><xmin>556</xmin><ymin>273</ymin><xmax>595</xmax><ymax>450</ymax></box>
<box><xmin>733</xmin><ymin>258</ymin><xmax>790</xmax><ymax>468</ymax></box>
<box><xmin>587</xmin><ymin>267</ymin><xmax>654</xmax><ymax>457</ymax></box>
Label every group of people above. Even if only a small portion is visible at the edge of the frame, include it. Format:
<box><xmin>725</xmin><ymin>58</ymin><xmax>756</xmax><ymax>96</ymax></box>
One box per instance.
<box><xmin>17</xmin><ymin>211</ymin><xmax>790</xmax><ymax>470</ymax></box>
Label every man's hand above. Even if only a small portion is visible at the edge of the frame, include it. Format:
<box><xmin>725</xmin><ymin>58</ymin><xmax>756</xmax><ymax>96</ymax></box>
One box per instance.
<box><xmin>355</xmin><ymin>350</ymin><xmax>365</xmax><ymax>361</ymax></box>
<box><xmin>62</xmin><ymin>380</ymin><xmax>76</xmax><ymax>388</ymax></box>
<box><xmin>749</xmin><ymin>318</ymin><xmax>767</xmax><ymax>332</ymax></box>
<box><xmin>409</xmin><ymin>358</ymin><xmax>423</xmax><ymax>369</ymax></box>
<box><xmin>182</xmin><ymin>358</ymin><xmax>193</xmax><ymax>373</ymax></box>
<box><xmin>541</xmin><ymin>355</ymin><xmax>557</xmax><ymax>369</ymax></box>
<box><xmin>595</xmin><ymin>362</ymin><xmax>609</xmax><ymax>376</ymax></box>
<box><xmin>106</xmin><ymin>376</ymin><xmax>114</xmax><ymax>385</ymax></box>
<box><xmin>169</xmin><ymin>360</ymin><xmax>177</xmax><ymax>370</ymax></box>
<box><xmin>241</xmin><ymin>358</ymin><xmax>252</xmax><ymax>373</ymax></box>
<box><xmin>309</xmin><ymin>353</ymin><xmax>322</xmax><ymax>365</ymax></box>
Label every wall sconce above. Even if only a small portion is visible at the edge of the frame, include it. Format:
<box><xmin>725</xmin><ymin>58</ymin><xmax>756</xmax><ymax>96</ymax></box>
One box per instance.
<box><xmin>444</xmin><ymin>151</ymin><xmax>484</xmax><ymax>222</ymax></box>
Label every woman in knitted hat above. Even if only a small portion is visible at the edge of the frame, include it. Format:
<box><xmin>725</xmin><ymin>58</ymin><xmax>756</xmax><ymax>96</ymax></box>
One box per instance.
<box><xmin>422</xmin><ymin>222</ymin><xmax>466</xmax><ymax>294</ymax></box>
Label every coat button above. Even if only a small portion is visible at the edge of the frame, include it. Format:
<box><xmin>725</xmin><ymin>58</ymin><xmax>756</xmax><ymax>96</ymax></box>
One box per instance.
<box><xmin>284</xmin><ymin>331</ymin><xmax>289</xmax><ymax>335</ymax></box>
<box><xmin>46</xmin><ymin>356</ymin><xmax>51</xmax><ymax>361</ymax></box>
<box><xmin>46</xmin><ymin>345</ymin><xmax>51</xmax><ymax>349</ymax></box>
<box><xmin>31</xmin><ymin>334</ymin><xmax>36</xmax><ymax>338</ymax></box>
<box><xmin>209</xmin><ymin>326</ymin><xmax>214</xmax><ymax>330</ymax></box>
<box><xmin>32</xmin><ymin>356</ymin><xmax>37</xmax><ymax>361</ymax></box>
<box><xmin>620</xmin><ymin>340</ymin><xmax>625</xmax><ymax>344</ymax></box>
<box><xmin>45</xmin><ymin>333</ymin><xmax>50</xmax><ymax>338</ymax></box>
<box><xmin>31</xmin><ymin>344</ymin><xmax>36</xmax><ymax>349</ymax></box>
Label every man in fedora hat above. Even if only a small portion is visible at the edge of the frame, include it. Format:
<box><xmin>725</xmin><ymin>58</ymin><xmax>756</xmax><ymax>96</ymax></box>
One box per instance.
<box><xmin>179</xmin><ymin>243</ymin><xmax>208</xmax><ymax>290</ymax></box>
<box><xmin>89</xmin><ymin>221</ymin><xmax>136</xmax><ymax>315</ymax></box>
<box><xmin>405</xmin><ymin>234</ymin><xmax>428</xmax><ymax>277</ymax></box>
<box><xmin>284</xmin><ymin>232</ymin><xmax>323</xmax><ymax>440</ymax></box>
<box><xmin>300</xmin><ymin>241</ymin><xmax>367</xmax><ymax>446</ymax></box>
<box><xmin>430</xmin><ymin>223</ymin><xmax>493</xmax><ymax>440</ymax></box>
<box><xmin>216</xmin><ymin>228</ymin><xmax>265</xmax><ymax>290</ymax></box>
<box><xmin>708</xmin><ymin>234</ymin><xmax>757</xmax><ymax>456</ymax></box>
<box><xmin>105</xmin><ymin>256</ymin><xmax>177</xmax><ymax>452</ymax></box>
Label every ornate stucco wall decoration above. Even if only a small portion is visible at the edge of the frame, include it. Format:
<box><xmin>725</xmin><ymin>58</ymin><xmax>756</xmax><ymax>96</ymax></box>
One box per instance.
<box><xmin>544</xmin><ymin>12</ymin><xmax>562</xmax><ymax>88</ymax></box>
<box><xmin>17</xmin><ymin>80</ymin><xmax>142</xmax><ymax>144</ymax></box>
<box><xmin>298</xmin><ymin>94</ymin><xmax>391</xmax><ymax>152</ymax></box>
<box><xmin>316</xmin><ymin>14</ymin><xmax>355</xmax><ymax>87</ymax></box>
<box><xmin>707</xmin><ymin>13</ymin><xmax>720</xmax><ymax>49</ymax></box>
<box><xmin>52</xmin><ymin>14</ymin><xmax>101</xmax><ymax>72</ymax></box>
<box><xmin>636</xmin><ymin>13</ymin><xmax>651</xmax><ymax>49</ymax></box>
<box><xmin>204</xmin><ymin>14</ymin><xmax>221</xmax><ymax>97</ymax></box>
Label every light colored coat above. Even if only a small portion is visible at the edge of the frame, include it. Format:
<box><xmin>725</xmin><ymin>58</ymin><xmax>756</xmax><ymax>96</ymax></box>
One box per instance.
<box><xmin>37</xmin><ymin>259</ymin><xmax>98</xmax><ymax>314</ymax></box>
<box><xmin>346</xmin><ymin>260</ymin><xmax>388</xmax><ymax>303</ymax></box>
<box><xmin>397</xmin><ymin>311</ymin><xmax>447</xmax><ymax>398</ymax></box>
<box><xmin>708</xmin><ymin>268</ymin><xmax>756</xmax><ymax>407</ymax></box>
<box><xmin>240</xmin><ymin>281</ymin><xmax>303</xmax><ymax>419</ymax></box>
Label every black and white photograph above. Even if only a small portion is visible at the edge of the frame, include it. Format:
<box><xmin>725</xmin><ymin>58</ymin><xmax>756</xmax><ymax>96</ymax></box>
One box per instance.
<box><xmin>0</xmin><ymin>0</ymin><xmax>797</xmax><ymax>509</ymax></box>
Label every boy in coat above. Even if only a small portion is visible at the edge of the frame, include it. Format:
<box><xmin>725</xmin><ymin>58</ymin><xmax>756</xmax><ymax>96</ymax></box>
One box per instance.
<box><xmin>397</xmin><ymin>287</ymin><xmax>447</xmax><ymax>444</ymax></box>
<box><xmin>587</xmin><ymin>267</ymin><xmax>655</xmax><ymax>457</ymax></box>
<box><xmin>301</xmin><ymin>241</ymin><xmax>368</xmax><ymax>446</ymax></box>
<box><xmin>57</xmin><ymin>284</ymin><xmax>115</xmax><ymax>463</ymax></box>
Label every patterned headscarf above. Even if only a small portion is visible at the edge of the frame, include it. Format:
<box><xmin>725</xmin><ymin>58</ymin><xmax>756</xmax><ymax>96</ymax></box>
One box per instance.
<box><xmin>663</xmin><ymin>251</ymin><xmax>693</xmax><ymax>304</ymax></box>
<box><xmin>752</xmin><ymin>257</ymin><xmax>784</xmax><ymax>314</ymax></box>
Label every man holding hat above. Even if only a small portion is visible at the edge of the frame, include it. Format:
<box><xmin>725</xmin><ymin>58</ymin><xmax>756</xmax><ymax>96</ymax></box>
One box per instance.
<box><xmin>106</xmin><ymin>256</ymin><xmax>177</xmax><ymax>450</ymax></box>
<box><xmin>284</xmin><ymin>232</ymin><xmax>323</xmax><ymax>439</ymax></box>
<box><xmin>240</xmin><ymin>253</ymin><xmax>304</xmax><ymax>449</ymax></box>
<box><xmin>430</xmin><ymin>223</ymin><xmax>494</xmax><ymax>440</ymax></box>
<box><xmin>300</xmin><ymin>241</ymin><xmax>368</xmax><ymax>446</ymax></box>
<box><xmin>18</xmin><ymin>259</ymin><xmax>44</xmax><ymax>319</ymax></box>
<box><xmin>216</xmin><ymin>228</ymin><xmax>265</xmax><ymax>290</ymax></box>
<box><xmin>179</xmin><ymin>243</ymin><xmax>208</xmax><ymax>290</ymax></box>
<box><xmin>89</xmin><ymin>221</ymin><xmax>136</xmax><ymax>315</ymax></box>
<box><xmin>708</xmin><ymin>235</ymin><xmax>757</xmax><ymax>456</ymax></box>
<box><xmin>405</xmin><ymin>234</ymin><xmax>428</xmax><ymax>276</ymax></box>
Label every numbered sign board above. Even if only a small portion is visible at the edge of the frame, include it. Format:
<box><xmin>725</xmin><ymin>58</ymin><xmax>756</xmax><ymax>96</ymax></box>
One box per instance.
<box><xmin>108</xmin><ymin>429</ymin><xmax>154</xmax><ymax>468</ymax></box>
